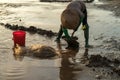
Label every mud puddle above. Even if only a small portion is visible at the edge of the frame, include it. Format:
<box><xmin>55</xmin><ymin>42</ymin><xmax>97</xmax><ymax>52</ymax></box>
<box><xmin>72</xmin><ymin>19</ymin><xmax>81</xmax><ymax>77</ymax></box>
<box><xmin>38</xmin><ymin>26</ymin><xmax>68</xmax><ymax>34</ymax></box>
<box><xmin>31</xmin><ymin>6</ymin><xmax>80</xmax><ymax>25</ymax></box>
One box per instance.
<box><xmin>0</xmin><ymin>0</ymin><xmax>120</xmax><ymax>80</ymax></box>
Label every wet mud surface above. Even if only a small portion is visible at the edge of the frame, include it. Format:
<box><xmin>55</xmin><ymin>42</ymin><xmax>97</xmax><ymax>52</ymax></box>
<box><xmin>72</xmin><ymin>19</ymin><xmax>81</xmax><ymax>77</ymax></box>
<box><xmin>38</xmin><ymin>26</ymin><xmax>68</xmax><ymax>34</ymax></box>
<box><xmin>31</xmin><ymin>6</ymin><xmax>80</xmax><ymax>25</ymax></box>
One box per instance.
<box><xmin>0</xmin><ymin>0</ymin><xmax>120</xmax><ymax>80</ymax></box>
<box><xmin>0</xmin><ymin>23</ymin><xmax>57</xmax><ymax>37</ymax></box>
<box><xmin>86</xmin><ymin>54</ymin><xmax>120</xmax><ymax>76</ymax></box>
<box><xmin>96</xmin><ymin>0</ymin><xmax>120</xmax><ymax>17</ymax></box>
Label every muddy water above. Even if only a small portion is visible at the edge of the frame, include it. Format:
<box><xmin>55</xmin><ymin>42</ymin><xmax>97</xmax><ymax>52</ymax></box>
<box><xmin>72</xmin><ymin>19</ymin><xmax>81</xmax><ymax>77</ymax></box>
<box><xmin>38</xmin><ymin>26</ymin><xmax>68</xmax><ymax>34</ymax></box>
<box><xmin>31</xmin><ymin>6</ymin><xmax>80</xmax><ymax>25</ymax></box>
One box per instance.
<box><xmin>0</xmin><ymin>0</ymin><xmax>120</xmax><ymax>80</ymax></box>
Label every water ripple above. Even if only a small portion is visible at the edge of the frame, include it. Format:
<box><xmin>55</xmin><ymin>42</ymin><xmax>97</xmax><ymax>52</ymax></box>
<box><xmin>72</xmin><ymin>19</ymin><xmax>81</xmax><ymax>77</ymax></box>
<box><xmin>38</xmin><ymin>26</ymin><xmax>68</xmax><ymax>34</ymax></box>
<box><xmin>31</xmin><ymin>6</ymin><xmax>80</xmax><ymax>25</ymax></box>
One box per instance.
<box><xmin>2</xmin><ymin>62</ymin><xmax>26</xmax><ymax>80</ymax></box>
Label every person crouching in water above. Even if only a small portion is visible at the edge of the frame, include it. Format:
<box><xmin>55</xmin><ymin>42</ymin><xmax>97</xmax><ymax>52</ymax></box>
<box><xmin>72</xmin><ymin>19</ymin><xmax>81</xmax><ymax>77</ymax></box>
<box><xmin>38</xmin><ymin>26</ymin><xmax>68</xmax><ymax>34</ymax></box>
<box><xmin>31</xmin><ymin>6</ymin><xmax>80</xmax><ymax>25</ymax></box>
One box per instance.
<box><xmin>55</xmin><ymin>1</ymin><xmax>89</xmax><ymax>48</ymax></box>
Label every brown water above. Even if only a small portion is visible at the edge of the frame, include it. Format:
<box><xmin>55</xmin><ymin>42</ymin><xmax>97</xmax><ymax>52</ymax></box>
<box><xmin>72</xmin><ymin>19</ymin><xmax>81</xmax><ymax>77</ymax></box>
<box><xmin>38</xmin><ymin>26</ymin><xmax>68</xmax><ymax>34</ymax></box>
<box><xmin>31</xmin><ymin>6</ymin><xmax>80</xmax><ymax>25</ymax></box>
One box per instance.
<box><xmin>0</xmin><ymin>0</ymin><xmax>120</xmax><ymax>80</ymax></box>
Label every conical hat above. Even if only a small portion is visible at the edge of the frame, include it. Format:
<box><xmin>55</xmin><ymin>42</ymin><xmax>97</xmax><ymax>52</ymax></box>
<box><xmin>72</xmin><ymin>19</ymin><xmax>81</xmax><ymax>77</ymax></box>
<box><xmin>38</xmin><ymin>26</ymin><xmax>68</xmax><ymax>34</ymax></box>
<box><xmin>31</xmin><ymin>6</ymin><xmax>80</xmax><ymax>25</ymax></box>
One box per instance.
<box><xmin>61</xmin><ymin>9</ymin><xmax>80</xmax><ymax>30</ymax></box>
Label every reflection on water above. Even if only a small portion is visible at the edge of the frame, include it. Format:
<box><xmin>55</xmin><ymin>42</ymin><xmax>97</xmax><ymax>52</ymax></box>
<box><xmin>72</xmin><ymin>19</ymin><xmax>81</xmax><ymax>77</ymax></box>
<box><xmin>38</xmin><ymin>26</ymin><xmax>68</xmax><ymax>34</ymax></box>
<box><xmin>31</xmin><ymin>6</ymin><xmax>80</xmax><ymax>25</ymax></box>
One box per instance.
<box><xmin>57</xmin><ymin>42</ymin><xmax>82</xmax><ymax>80</ymax></box>
<box><xmin>60</xmin><ymin>51</ymin><xmax>80</xmax><ymax>80</ymax></box>
<box><xmin>59</xmin><ymin>48</ymin><xmax>89</xmax><ymax>80</ymax></box>
<box><xmin>13</xmin><ymin>55</ymin><xmax>24</xmax><ymax>61</ymax></box>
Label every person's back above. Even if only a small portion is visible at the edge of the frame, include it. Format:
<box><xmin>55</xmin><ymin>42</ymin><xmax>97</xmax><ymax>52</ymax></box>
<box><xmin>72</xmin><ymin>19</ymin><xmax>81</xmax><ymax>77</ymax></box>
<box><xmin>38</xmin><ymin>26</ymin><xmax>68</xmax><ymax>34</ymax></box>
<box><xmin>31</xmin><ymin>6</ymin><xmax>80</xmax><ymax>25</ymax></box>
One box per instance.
<box><xmin>56</xmin><ymin>1</ymin><xmax>90</xmax><ymax>48</ymax></box>
<box><xmin>61</xmin><ymin>1</ymin><xmax>87</xmax><ymax>29</ymax></box>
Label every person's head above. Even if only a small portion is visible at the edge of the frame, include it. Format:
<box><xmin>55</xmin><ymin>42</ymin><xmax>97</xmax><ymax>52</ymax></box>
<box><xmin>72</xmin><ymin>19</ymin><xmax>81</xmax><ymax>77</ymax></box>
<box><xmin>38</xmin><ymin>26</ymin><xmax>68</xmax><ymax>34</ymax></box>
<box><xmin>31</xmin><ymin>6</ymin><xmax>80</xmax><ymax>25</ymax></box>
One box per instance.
<box><xmin>61</xmin><ymin>8</ymin><xmax>80</xmax><ymax>30</ymax></box>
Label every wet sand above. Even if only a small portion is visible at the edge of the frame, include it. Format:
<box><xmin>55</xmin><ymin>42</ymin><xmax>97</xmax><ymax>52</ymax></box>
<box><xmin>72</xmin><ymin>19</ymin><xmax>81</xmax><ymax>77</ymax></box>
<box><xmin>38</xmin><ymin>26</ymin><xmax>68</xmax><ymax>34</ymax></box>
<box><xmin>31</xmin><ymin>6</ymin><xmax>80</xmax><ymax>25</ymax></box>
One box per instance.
<box><xmin>97</xmin><ymin>0</ymin><xmax>120</xmax><ymax>17</ymax></box>
<box><xmin>0</xmin><ymin>0</ymin><xmax>120</xmax><ymax>80</ymax></box>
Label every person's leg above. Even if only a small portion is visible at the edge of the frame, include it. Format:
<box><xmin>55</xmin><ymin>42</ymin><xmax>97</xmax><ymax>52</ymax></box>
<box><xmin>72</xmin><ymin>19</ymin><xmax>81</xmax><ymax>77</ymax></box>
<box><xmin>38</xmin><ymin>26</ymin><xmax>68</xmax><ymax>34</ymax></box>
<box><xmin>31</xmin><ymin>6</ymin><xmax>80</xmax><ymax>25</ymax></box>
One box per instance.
<box><xmin>82</xmin><ymin>9</ymin><xmax>89</xmax><ymax>48</ymax></box>
<box><xmin>84</xmin><ymin>24</ymin><xmax>89</xmax><ymax>48</ymax></box>
<box><xmin>55</xmin><ymin>25</ymin><xmax>63</xmax><ymax>42</ymax></box>
<box><xmin>62</xmin><ymin>28</ymin><xmax>71</xmax><ymax>40</ymax></box>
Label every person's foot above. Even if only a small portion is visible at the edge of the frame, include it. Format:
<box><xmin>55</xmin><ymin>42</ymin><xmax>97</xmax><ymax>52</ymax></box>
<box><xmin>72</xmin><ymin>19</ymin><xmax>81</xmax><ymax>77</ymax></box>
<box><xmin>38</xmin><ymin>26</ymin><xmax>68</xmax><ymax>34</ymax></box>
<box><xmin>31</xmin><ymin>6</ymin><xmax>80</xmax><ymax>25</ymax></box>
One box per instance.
<box><xmin>85</xmin><ymin>44</ymin><xmax>93</xmax><ymax>48</ymax></box>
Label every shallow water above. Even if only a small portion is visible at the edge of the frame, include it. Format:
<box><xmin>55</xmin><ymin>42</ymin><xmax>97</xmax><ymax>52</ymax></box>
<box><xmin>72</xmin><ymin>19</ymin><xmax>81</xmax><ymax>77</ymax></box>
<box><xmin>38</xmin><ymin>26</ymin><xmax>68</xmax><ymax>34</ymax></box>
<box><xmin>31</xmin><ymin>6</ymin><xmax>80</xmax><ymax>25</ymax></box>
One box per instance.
<box><xmin>0</xmin><ymin>0</ymin><xmax>120</xmax><ymax>80</ymax></box>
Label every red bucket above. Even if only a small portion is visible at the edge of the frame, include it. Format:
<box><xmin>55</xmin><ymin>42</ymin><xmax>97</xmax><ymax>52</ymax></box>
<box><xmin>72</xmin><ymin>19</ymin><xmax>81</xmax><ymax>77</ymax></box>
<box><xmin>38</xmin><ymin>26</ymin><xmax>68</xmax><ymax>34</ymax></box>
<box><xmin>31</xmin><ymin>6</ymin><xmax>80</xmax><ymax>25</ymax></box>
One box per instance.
<box><xmin>13</xmin><ymin>30</ymin><xmax>26</xmax><ymax>47</ymax></box>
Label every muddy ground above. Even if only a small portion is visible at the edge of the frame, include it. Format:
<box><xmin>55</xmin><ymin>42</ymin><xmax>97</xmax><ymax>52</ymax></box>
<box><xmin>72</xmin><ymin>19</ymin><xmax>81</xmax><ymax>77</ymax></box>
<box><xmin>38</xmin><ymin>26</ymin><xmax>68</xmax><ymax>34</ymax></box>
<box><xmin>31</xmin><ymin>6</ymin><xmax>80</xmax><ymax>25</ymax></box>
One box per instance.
<box><xmin>97</xmin><ymin>0</ymin><xmax>120</xmax><ymax>17</ymax></box>
<box><xmin>0</xmin><ymin>0</ymin><xmax>120</xmax><ymax>80</ymax></box>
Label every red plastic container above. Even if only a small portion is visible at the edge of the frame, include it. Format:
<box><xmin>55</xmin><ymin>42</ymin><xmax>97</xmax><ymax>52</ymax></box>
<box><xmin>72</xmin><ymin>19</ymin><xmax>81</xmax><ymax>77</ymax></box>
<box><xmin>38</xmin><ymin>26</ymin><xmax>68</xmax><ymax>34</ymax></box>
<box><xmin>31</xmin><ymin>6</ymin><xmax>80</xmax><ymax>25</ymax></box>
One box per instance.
<box><xmin>13</xmin><ymin>30</ymin><xmax>26</xmax><ymax>47</ymax></box>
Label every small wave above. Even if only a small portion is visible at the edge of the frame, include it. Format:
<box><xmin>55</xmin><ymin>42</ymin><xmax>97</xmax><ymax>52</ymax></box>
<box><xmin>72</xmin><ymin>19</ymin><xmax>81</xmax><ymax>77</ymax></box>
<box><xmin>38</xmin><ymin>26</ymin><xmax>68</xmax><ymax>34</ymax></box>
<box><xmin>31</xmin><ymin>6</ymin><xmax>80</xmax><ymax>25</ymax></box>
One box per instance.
<box><xmin>3</xmin><ymin>64</ymin><xmax>26</xmax><ymax>80</ymax></box>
